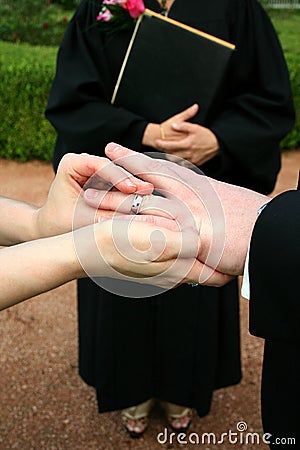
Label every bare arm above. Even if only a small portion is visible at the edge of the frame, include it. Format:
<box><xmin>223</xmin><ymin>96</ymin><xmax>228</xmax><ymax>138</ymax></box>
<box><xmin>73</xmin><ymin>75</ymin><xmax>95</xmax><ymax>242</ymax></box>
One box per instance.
<box><xmin>0</xmin><ymin>152</ymin><xmax>161</xmax><ymax>310</ymax></box>
<box><xmin>0</xmin><ymin>219</ymin><xmax>202</xmax><ymax>310</ymax></box>
<box><xmin>0</xmin><ymin>152</ymin><xmax>153</xmax><ymax>246</ymax></box>
<box><xmin>0</xmin><ymin>197</ymin><xmax>40</xmax><ymax>246</ymax></box>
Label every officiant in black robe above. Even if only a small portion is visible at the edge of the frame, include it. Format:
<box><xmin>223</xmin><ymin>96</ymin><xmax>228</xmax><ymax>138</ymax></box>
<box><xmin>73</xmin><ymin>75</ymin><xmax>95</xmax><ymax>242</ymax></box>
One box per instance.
<box><xmin>45</xmin><ymin>0</ymin><xmax>294</xmax><ymax>427</ymax></box>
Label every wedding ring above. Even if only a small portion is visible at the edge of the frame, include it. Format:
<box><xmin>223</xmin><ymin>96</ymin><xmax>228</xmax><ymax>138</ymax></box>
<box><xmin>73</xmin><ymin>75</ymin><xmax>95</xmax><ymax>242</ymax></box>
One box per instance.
<box><xmin>160</xmin><ymin>124</ymin><xmax>166</xmax><ymax>140</ymax></box>
<box><xmin>130</xmin><ymin>193</ymin><xmax>144</xmax><ymax>215</ymax></box>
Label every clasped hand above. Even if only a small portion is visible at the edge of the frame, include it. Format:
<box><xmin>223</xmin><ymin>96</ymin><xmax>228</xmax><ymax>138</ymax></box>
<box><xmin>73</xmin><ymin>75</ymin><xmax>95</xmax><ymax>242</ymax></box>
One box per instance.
<box><xmin>34</xmin><ymin>152</ymin><xmax>203</xmax><ymax>289</ymax></box>
<box><xmin>143</xmin><ymin>104</ymin><xmax>219</xmax><ymax>166</ymax></box>
<box><xmin>84</xmin><ymin>144</ymin><xmax>269</xmax><ymax>287</ymax></box>
<box><xmin>33</xmin><ymin>146</ymin><xmax>268</xmax><ymax>289</ymax></box>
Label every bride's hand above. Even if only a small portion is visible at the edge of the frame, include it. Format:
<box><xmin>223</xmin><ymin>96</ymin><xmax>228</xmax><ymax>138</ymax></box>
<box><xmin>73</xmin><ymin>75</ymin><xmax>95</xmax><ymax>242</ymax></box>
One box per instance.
<box><xmin>35</xmin><ymin>152</ymin><xmax>153</xmax><ymax>238</ymax></box>
<box><xmin>73</xmin><ymin>218</ymin><xmax>229</xmax><ymax>289</ymax></box>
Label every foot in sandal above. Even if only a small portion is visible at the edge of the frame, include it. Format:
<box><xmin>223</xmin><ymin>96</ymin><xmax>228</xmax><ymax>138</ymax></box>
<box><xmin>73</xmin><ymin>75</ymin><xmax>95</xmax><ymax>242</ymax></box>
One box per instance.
<box><xmin>161</xmin><ymin>401</ymin><xmax>192</xmax><ymax>433</ymax></box>
<box><xmin>121</xmin><ymin>399</ymin><xmax>154</xmax><ymax>438</ymax></box>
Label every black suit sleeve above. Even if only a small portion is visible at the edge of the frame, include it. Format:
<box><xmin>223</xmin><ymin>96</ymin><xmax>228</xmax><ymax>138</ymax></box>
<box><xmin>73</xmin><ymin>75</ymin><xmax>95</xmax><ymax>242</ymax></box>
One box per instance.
<box><xmin>249</xmin><ymin>190</ymin><xmax>300</xmax><ymax>342</ymax></box>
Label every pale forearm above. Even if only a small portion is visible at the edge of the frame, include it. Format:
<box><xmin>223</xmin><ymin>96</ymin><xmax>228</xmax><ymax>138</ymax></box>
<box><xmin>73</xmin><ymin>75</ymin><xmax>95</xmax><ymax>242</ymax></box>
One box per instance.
<box><xmin>0</xmin><ymin>197</ymin><xmax>40</xmax><ymax>246</ymax></box>
<box><xmin>0</xmin><ymin>232</ymin><xmax>82</xmax><ymax>310</ymax></box>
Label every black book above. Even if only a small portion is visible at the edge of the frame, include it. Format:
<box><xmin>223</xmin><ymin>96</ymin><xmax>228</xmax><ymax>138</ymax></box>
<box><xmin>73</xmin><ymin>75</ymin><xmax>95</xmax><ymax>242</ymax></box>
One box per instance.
<box><xmin>111</xmin><ymin>9</ymin><xmax>235</xmax><ymax>125</ymax></box>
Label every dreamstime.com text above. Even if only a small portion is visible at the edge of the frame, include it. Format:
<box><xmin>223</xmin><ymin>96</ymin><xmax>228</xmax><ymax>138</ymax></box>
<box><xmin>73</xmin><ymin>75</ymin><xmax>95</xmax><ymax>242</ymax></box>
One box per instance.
<box><xmin>156</xmin><ymin>422</ymin><xmax>296</xmax><ymax>446</ymax></box>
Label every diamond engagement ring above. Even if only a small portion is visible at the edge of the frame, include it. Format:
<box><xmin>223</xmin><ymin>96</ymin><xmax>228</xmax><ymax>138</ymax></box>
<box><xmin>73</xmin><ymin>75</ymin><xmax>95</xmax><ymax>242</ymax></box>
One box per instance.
<box><xmin>130</xmin><ymin>193</ymin><xmax>144</xmax><ymax>215</ymax></box>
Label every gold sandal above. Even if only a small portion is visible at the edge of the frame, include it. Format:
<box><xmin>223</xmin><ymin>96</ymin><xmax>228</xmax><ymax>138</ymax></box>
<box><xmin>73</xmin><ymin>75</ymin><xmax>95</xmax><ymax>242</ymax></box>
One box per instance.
<box><xmin>161</xmin><ymin>401</ymin><xmax>192</xmax><ymax>433</ymax></box>
<box><xmin>121</xmin><ymin>399</ymin><xmax>154</xmax><ymax>438</ymax></box>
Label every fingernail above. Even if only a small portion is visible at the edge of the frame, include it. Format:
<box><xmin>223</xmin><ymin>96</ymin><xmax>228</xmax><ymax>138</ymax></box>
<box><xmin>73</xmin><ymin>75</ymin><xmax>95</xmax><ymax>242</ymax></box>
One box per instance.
<box><xmin>85</xmin><ymin>188</ymin><xmax>99</xmax><ymax>199</ymax></box>
<box><xmin>98</xmin><ymin>215</ymin><xmax>111</xmax><ymax>222</ymax></box>
<box><xmin>124</xmin><ymin>179</ymin><xmax>136</xmax><ymax>188</ymax></box>
<box><xmin>106</xmin><ymin>143</ymin><xmax>120</xmax><ymax>153</ymax></box>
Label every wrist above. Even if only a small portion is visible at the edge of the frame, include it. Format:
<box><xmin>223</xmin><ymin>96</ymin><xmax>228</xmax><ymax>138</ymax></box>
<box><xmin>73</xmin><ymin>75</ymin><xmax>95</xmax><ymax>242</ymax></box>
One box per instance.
<box><xmin>31</xmin><ymin>207</ymin><xmax>44</xmax><ymax>240</ymax></box>
<box><xmin>209</xmin><ymin>129</ymin><xmax>220</xmax><ymax>152</ymax></box>
<box><xmin>71</xmin><ymin>223</ymin><xmax>108</xmax><ymax>280</ymax></box>
<box><xmin>52</xmin><ymin>231</ymin><xmax>85</xmax><ymax>281</ymax></box>
<box><xmin>33</xmin><ymin>204</ymin><xmax>66</xmax><ymax>240</ymax></box>
<box><xmin>142</xmin><ymin>123</ymin><xmax>161</xmax><ymax>148</ymax></box>
<box><xmin>16</xmin><ymin>203</ymin><xmax>41</xmax><ymax>242</ymax></box>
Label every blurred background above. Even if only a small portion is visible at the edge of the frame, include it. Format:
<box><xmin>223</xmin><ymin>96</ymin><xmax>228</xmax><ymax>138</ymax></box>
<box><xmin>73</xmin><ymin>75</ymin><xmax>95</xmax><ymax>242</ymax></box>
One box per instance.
<box><xmin>0</xmin><ymin>0</ymin><xmax>299</xmax><ymax>162</ymax></box>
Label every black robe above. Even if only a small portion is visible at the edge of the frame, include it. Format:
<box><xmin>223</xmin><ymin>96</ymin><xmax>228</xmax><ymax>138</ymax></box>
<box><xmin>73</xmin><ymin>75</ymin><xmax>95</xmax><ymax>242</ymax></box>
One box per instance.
<box><xmin>46</xmin><ymin>0</ymin><xmax>295</xmax><ymax>416</ymax></box>
<box><xmin>248</xmin><ymin>190</ymin><xmax>300</xmax><ymax>446</ymax></box>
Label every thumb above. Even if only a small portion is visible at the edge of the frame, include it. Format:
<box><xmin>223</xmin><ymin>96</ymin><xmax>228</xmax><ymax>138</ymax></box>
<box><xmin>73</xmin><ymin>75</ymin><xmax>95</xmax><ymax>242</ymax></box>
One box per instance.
<box><xmin>172</xmin><ymin>121</ymin><xmax>195</xmax><ymax>133</ymax></box>
<box><xmin>173</xmin><ymin>103</ymin><xmax>199</xmax><ymax>122</ymax></box>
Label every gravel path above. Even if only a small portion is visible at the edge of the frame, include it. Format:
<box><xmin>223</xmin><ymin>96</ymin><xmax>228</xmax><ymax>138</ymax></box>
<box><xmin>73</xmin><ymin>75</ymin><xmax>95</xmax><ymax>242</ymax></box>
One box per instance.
<box><xmin>0</xmin><ymin>150</ymin><xmax>299</xmax><ymax>450</ymax></box>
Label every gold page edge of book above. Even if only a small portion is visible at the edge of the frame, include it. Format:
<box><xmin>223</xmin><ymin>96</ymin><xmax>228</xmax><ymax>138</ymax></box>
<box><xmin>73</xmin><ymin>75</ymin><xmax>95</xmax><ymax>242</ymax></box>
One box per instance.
<box><xmin>111</xmin><ymin>9</ymin><xmax>235</xmax><ymax>104</ymax></box>
<box><xmin>144</xmin><ymin>9</ymin><xmax>235</xmax><ymax>50</ymax></box>
<box><xmin>111</xmin><ymin>14</ymin><xmax>143</xmax><ymax>104</ymax></box>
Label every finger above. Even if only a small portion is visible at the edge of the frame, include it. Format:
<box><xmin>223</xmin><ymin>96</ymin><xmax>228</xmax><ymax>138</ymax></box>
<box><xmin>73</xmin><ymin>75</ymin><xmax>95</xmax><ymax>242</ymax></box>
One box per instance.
<box><xmin>186</xmin><ymin>260</ymin><xmax>234</xmax><ymax>287</ymax></box>
<box><xmin>155</xmin><ymin>138</ymin><xmax>189</xmax><ymax>152</ymax></box>
<box><xmin>85</xmin><ymin>189</ymin><xmax>130</xmax><ymax>211</ymax></box>
<box><xmin>140</xmin><ymin>225</ymin><xmax>199</xmax><ymax>261</ymax></box>
<box><xmin>105</xmin><ymin>146</ymin><xmax>204</xmax><ymax>235</ymax></box>
<box><xmin>85</xmin><ymin>162</ymin><xmax>154</xmax><ymax>194</ymax></box>
<box><xmin>98</xmin><ymin>212</ymin><xmax>179</xmax><ymax>230</ymax></box>
<box><xmin>202</xmin><ymin>272</ymin><xmax>234</xmax><ymax>287</ymax></box>
<box><xmin>94</xmin><ymin>217</ymin><xmax>231</xmax><ymax>287</ymax></box>
<box><xmin>171</xmin><ymin>103</ymin><xmax>199</xmax><ymax>122</ymax></box>
<box><xmin>58</xmin><ymin>152</ymin><xmax>153</xmax><ymax>194</ymax></box>
<box><xmin>84</xmin><ymin>170</ymin><xmax>153</xmax><ymax>196</ymax></box>
<box><xmin>84</xmin><ymin>189</ymin><xmax>183</xmax><ymax>221</ymax></box>
<box><xmin>114</xmin><ymin>218</ymin><xmax>199</xmax><ymax>260</ymax></box>
<box><xmin>172</xmin><ymin>121</ymin><xmax>197</xmax><ymax>133</ymax></box>
<box><xmin>162</xmin><ymin>150</ymin><xmax>197</xmax><ymax>164</ymax></box>
<box><xmin>105</xmin><ymin>144</ymin><xmax>192</xmax><ymax>194</ymax></box>
<box><xmin>98</xmin><ymin>189</ymin><xmax>199</xmax><ymax>234</ymax></box>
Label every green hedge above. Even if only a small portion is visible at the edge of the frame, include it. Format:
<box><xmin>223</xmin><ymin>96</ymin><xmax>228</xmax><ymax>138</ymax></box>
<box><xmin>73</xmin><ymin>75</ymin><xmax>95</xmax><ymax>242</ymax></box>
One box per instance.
<box><xmin>281</xmin><ymin>52</ymin><xmax>300</xmax><ymax>149</ymax></box>
<box><xmin>0</xmin><ymin>41</ymin><xmax>57</xmax><ymax>161</ymax></box>
<box><xmin>268</xmin><ymin>10</ymin><xmax>300</xmax><ymax>149</ymax></box>
<box><xmin>0</xmin><ymin>0</ymin><xmax>72</xmax><ymax>46</ymax></box>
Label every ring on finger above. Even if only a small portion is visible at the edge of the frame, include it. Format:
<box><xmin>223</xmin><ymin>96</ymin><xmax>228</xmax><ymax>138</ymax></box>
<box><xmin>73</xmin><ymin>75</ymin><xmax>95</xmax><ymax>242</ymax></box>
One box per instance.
<box><xmin>130</xmin><ymin>193</ymin><xmax>144</xmax><ymax>215</ymax></box>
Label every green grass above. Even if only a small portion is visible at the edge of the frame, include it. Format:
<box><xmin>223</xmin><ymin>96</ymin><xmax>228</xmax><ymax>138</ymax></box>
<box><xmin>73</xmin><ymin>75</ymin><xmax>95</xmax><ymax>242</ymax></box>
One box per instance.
<box><xmin>268</xmin><ymin>9</ymin><xmax>300</xmax><ymax>55</ymax></box>
<box><xmin>268</xmin><ymin>9</ymin><xmax>300</xmax><ymax>149</ymax></box>
<box><xmin>0</xmin><ymin>41</ymin><xmax>58</xmax><ymax>161</ymax></box>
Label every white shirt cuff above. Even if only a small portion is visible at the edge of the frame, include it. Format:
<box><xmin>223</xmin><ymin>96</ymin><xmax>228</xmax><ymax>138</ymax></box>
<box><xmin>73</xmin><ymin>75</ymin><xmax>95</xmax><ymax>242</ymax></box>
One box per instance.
<box><xmin>241</xmin><ymin>245</ymin><xmax>250</xmax><ymax>300</ymax></box>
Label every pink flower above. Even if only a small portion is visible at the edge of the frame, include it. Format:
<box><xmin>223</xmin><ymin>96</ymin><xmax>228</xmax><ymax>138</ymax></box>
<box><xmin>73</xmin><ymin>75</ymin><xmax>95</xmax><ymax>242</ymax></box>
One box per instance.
<box><xmin>96</xmin><ymin>0</ymin><xmax>145</xmax><ymax>28</ymax></box>
<box><xmin>103</xmin><ymin>0</ymin><xmax>125</xmax><ymax>4</ymax></box>
<box><xmin>122</xmin><ymin>0</ymin><xmax>145</xmax><ymax>19</ymax></box>
<box><xmin>96</xmin><ymin>8</ymin><xmax>113</xmax><ymax>22</ymax></box>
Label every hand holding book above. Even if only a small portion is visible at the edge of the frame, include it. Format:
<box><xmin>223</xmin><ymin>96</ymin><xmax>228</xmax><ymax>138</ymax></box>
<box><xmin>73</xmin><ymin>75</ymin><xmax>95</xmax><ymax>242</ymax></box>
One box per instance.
<box><xmin>112</xmin><ymin>9</ymin><xmax>234</xmax><ymax>165</ymax></box>
<box><xmin>112</xmin><ymin>9</ymin><xmax>235</xmax><ymax>125</ymax></box>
